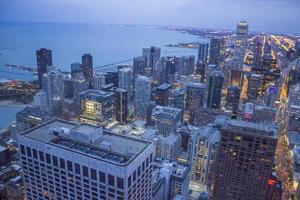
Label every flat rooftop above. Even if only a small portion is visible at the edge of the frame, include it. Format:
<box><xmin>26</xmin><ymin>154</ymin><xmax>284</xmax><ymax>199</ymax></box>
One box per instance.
<box><xmin>154</xmin><ymin>157</ymin><xmax>190</xmax><ymax>179</ymax></box>
<box><xmin>80</xmin><ymin>89</ymin><xmax>115</xmax><ymax>98</ymax></box>
<box><xmin>21</xmin><ymin>119</ymin><xmax>151</xmax><ymax>165</ymax></box>
<box><xmin>157</xmin><ymin>83</ymin><xmax>172</xmax><ymax>90</ymax></box>
<box><xmin>153</xmin><ymin>105</ymin><xmax>181</xmax><ymax>116</ymax></box>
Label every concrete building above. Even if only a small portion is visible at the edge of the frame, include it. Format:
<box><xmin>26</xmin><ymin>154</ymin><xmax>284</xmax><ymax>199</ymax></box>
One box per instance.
<box><xmin>80</xmin><ymin>89</ymin><xmax>116</xmax><ymax>127</ymax></box>
<box><xmin>18</xmin><ymin>119</ymin><xmax>155</xmax><ymax>200</ymax></box>
<box><xmin>152</xmin><ymin>158</ymin><xmax>190</xmax><ymax>200</ymax></box>
<box><xmin>213</xmin><ymin>119</ymin><xmax>278</xmax><ymax>200</ymax></box>
<box><xmin>134</xmin><ymin>75</ymin><xmax>151</xmax><ymax>120</ymax></box>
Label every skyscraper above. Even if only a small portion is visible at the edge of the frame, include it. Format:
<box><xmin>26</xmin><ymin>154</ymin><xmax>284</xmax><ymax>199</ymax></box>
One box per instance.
<box><xmin>207</xmin><ymin>71</ymin><xmax>224</xmax><ymax>109</ymax></box>
<box><xmin>155</xmin><ymin>83</ymin><xmax>172</xmax><ymax>106</ymax></box>
<box><xmin>81</xmin><ymin>53</ymin><xmax>93</xmax><ymax>83</ymax></box>
<box><xmin>80</xmin><ymin>89</ymin><xmax>116</xmax><ymax>127</ymax></box>
<box><xmin>133</xmin><ymin>56</ymin><xmax>147</xmax><ymax>78</ymax></box>
<box><xmin>18</xmin><ymin>119</ymin><xmax>155</xmax><ymax>200</ymax></box>
<box><xmin>247</xmin><ymin>73</ymin><xmax>263</xmax><ymax>102</ymax></box>
<box><xmin>198</xmin><ymin>42</ymin><xmax>209</xmax><ymax>63</ymax></box>
<box><xmin>226</xmin><ymin>86</ymin><xmax>241</xmax><ymax>115</ymax></box>
<box><xmin>169</xmin><ymin>89</ymin><xmax>186</xmax><ymax>111</ymax></box>
<box><xmin>143</xmin><ymin>46</ymin><xmax>161</xmax><ymax>74</ymax></box>
<box><xmin>134</xmin><ymin>75</ymin><xmax>151</xmax><ymax>120</ymax></box>
<box><xmin>213</xmin><ymin>120</ymin><xmax>278</xmax><ymax>200</ymax></box>
<box><xmin>236</xmin><ymin>21</ymin><xmax>249</xmax><ymax>37</ymax></box>
<box><xmin>42</xmin><ymin>68</ymin><xmax>64</xmax><ymax>116</ymax></box>
<box><xmin>209</xmin><ymin>38</ymin><xmax>221</xmax><ymax>65</ymax></box>
<box><xmin>118</xmin><ymin>67</ymin><xmax>134</xmax><ymax>103</ymax></box>
<box><xmin>114</xmin><ymin>88</ymin><xmax>128</xmax><ymax>124</ymax></box>
<box><xmin>70</xmin><ymin>62</ymin><xmax>82</xmax><ymax>77</ymax></box>
<box><xmin>36</xmin><ymin>48</ymin><xmax>52</xmax><ymax>89</ymax></box>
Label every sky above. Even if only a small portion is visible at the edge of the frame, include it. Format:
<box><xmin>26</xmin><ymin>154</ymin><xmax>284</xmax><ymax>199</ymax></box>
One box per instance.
<box><xmin>0</xmin><ymin>0</ymin><xmax>300</xmax><ymax>34</ymax></box>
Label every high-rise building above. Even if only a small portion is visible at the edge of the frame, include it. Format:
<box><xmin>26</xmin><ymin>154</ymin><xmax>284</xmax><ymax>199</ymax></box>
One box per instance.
<box><xmin>155</xmin><ymin>83</ymin><xmax>172</xmax><ymax>106</ymax></box>
<box><xmin>70</xmin><ymin>62</ymin><xmax>81</xmax><ymax>77</ymax></box>
<box><xmin>169</xmin><ymin>89</ymin><xmax>186</xmax><ymax>110</ymax></box>
<box><xmin>80</xmin><ymin>89</ymin><xmax>116</xmax><ymax>127</ymax></box>
<box><xmin>134</xmin><ymin>75</ymin><xmax>151</xmax><ymax>120</ymax></box>
<box><xmin>186</xmin><ymin>83</ymin><xmax>207</xmax><ymax>122</ymax></box>
<box><xmin>93</xmin><ymin>72</ymin><xmax>106</xmax><ymax>90</ymax></box>
<box><xmin>114</xmin><ymin>88</ymin><xmax>128</xmax><ymax>124</ymax></box>
<box><xmin>209</xmin><ymin>38</ymin><xmax>221</xmax><ymax>65</ymax></box>
<box><xmin>252</xmin><ymin>37</ymin><xmax>263</xmax><ymax>68</ymax></box>
<box><xmin>152</xmin><ymin>106</ymin><xmax>182</xmax><ymax>136</ymax></box>
<box><xmin>18</xmin><ymin>119</ymin><xmax>155</xmax><ymax>200</ymax></box>
<box><xmin>36</xmin><ymin>48</ymin><xmax>52</xmax><ymax>89</ymax></box>
<box><xmin>265</xmin><ymin>174</ymin><xmax>283</xmax><ymax>200</ymax></box>
<box><xmin>198</xmin><ymin>43</ymin><xmax>209</xmax><ymax>63</ymax></box>
<box><xmin>118</xmin><ymin>67</ymin><xmax>134</xmax><ymax>103</ymax></box>
<box><xmin>296</xmin><ymin>39</ymin><xmax>300</xmax><ymax>58</ymax></box>
<box><xmin>236</xmin><ymin>21</ymin><xmax>249</xmax><ymax>37</ymax></box>
<box><xmin>226</xmin><ymin>86</ymin><xmax>241</xmax><ymax>114</ymax></box>
<box><xmin>207</xmin><ymin>71</ymin><xmax>224</xmax><ymax>109</ymax></box>
<box><xmin>143</xmin><ymin>46</ymin><xmax>161</xmax><ymax>74</ymax></box>
<box><xmin>212</xmin><ymin>119</ymin><xmax>278</xmax><ymax>200</ymax></box>
<box><xmin>195</xmin><ymin>61</ymin><xmax>206</xmax><ymax>82</ymax></box>
<box><xmin>247</xmin><ymin>73</ymin><xmax>263</xmax><ymax>101</ymax></box>
<box><xmin>81</xmin><ymin>53</ymin><xmax>93</xmax><ymax>83</ymax></box>
<box><xmin>133</xmin><ymin>56</ymin><xmax>147</xmax><ymax>78</ymax></box>
<box><xmin>230</xmin><ymin>69</ymin><xmax>244</xmax><ymax>88</ymax></box>
<box><xmin>288</xmin><ymin>84</ymin><xmax>300</xmax><ymax>132</ymax></box>
<box><xmin>63</xmin><ymin>78</ymin><xmax>74</xmax><ymax>98</ymax></box>
<box><xmin>42</xmin><ymin>68</ymin><xmax>64</xmax><ymax>116</ymax></box>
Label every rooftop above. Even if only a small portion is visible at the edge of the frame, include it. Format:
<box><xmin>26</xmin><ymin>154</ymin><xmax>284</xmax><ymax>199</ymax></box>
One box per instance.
<box><xmin>153</xmin><ymin>157</ymin><xmax>190</xmax><ymax>179</ymax></box>
<box><xmin>153</xmin><ymin>105</ymin><xmax>181</xmax><ymax>116</ymax></box>
<box><xmin>157</xmin><ymin>83</ymin><xmax>172</xmax><ymax>90</ymax></box>
<box><xmin>21</xmin><ymin>119</ymin><xmax>151</xmax><ymax>165</ymax></box>
<box><xmin>80</xmin><ymin>89</ymin><xmax>115</xmax><ymax>98</ymax></box>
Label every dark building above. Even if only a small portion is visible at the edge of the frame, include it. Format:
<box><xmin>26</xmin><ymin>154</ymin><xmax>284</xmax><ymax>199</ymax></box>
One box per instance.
<box><xmin>114</xmin><ymin>88</ymin><xmax>128</xmax><ymax>124</ymax></box>
<box><xmin>64</xmin><ymin>78</ymin><xmax>74</xmax><ymax>98</ymax></box>
<box><xmin>252</xmin><ymin>38</ymin><xmax>263</xmax><ymax>68</ymax></box>
<box><xmin>195</xmin><ymin>61</ymin><xmax>206</xmax><ymax>83</ymax></box>
<box><xmin>213</xmin><ymin>120</ymin><xmax>278</xmax><ymax>200</ymax></box>
<box><xmin>169</xmin><ymin>89</ymin><xmax>186</xmax><ymax>111</ymax></box>
<box><xmin>226</xmin><ymin>86</ymin><xmax>240</xmax><ymax>115</ymax></box>
<box><xmin>207</xmin><ymin>71</ymin><xmax>224</xmax><ymax>109</ymax></box>
<box><xmin>247</xmin><ymin>73</ymin><xmax>263</xmax><ymax>102</ymax></box>
<box><xmin>165</xmin><ymin>57</ymin><xmax>176</xmax><ymax>84</ymax></box>
<box><xmin>155</xmin><ymin>83</ymin><xmax>172</xmax><ymax>106</ymax></box>
<box><xmin>81</xmin><ymin>53</ymin><xmax>93</xmax><ymax>83</ymax></box>
<box><xmin>133</xmin><ymin>56</ymin><xmax>147</xmax><ymax>78</ymax></box>
<box><xmin>209</xmin><ymin>38</ymin><xmax>221</xmax><ymax>65</ymax></box>
<box><xmin>0</xmin><ymin>146</ymin><xmax>10</xmax><ymax>167</ymax></box>
<box><xmin>105</xmin><ymin>71</ymin><xmax>119</xmax><ymax>87</ymax></box>
<box><xmin>36</xmin><ymin>48</ymin><xmax>52</xmax><ymax>89</ymax></box>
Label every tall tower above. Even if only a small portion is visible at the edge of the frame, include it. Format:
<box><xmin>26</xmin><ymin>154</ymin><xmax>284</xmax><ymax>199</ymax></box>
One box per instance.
<box><xmin>207</xmin><ymin>71</ymin><xmax>224</xmax><ymax>109</ymax></box>
<box><xmin>81</xmin><ymin>53</ymin><xmax>93</xmax><ymax>84</ymax></box>
<box><xmin>118</xmin><ymin>67</ymin><xmax>134</xmax><ymax>103</ymax></box>
<box><xmin>143</xmin><ymin>46</ymin><xmax>161</xmax><ymax>75</ymax></box>
<box><xmin>209</xmin><ymin>38</ymin><xmax>221</xmax><ymax>65</ymax></box>
<box><xmin>226</xmin><ymin>86</ymin><xmax>241</xmax><ymax>115</ymax></box>
<box><xmin>134</xmin><ymin>75</ymin><xmax>151</xmax><ymax>120</ymax></box>
<box><xmin>213</xmin><ymin>120</ymin><xmax>278</xmax><ymax>200</ymax></box>
<box><xmin>36</xmin><ymin>48</ymin><xmax>52</xmax><ymax>89</ymax></box>
<box><xmin>198</xmin><ymin>42</ymin><xmax>209</xmax><ymax>63</ymax></box>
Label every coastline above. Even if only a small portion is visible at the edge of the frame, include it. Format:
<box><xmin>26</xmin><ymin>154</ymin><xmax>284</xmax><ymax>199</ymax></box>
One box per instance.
<box><xmin>0</xmin><ymin>100</ymin><xmax>27</xmax><ymax>107</ymax></box>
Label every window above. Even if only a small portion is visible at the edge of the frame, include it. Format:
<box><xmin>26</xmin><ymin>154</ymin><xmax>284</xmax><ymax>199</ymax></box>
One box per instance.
<box><xmin>91</xmin><ymin>169</ymin><xmax>97</xmax><ymax>180</ymax></box>
<box><xmin>46</xmin><ymin>153</ymin><xmax>51</xmax><ymax>164</ymax></box>
<box><xmin>67</xmin><ymin>161</ymin><xmax>73</xmax><ymax>172</ymax></box>
<box><xmin>75</xmin><ymin>163</ymin><xmax>80</xmax><ymax>174</ymax></box>
<box><xmin>99</xmin><ymin>171</ymin><xmax>105</xmax><ymax>183</ymax></box>
<box><xmin>53</xmin><ymin>156</ymin><xmax>58</xmax><ymax>167</ymax></box>
<box><xmin>128</xmin><ymin>176</ymin><xmax>131</xmax><ymax>187</ymax></box>
<box><xmin>60</xmin><ymin>158</ymin><xmax>65</xmax><ymax>169</ymax></box>
<box><xmin>83</xmin><ymin>166</ymin><xmax>88</xmax><ymax>177</ymax></box>
<box><xmin>32</xmin><ymin>149</ymin><xmax>38</xmax><ymax>159</ymax></box>
<box><xmin>39</xmin><ymin>151</ymin><xmax>44</xmax><ymax>161</ymax></box>
<box><xmin>108</xmin><ymin>174</ymin><xmax>114</xmax><ymax>186</ymax></box>
<box><xmin>133</xmin><ymin>171</ymin><xmax>136</xmax><ymax>182</ymax></box>
<box><xmin>26</xmin><ymin>147</ymin><xmax>31</xmax><ymax>157</ymax></box>
<box><xmin>20</xmin><ymin>145</ymin><xmax>25</xmax><ymax>155</ymax></box>
<box><xmin>117</xmin><ymin>177</ymin><xmax>124</xmax><ymax>189</ymax></box>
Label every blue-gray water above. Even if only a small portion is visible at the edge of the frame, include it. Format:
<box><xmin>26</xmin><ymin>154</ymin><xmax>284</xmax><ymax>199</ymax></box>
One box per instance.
<box><xmin>0</xmin><ymin>23</ymin><xmax>204</xmax><ymax>130</ymax></box>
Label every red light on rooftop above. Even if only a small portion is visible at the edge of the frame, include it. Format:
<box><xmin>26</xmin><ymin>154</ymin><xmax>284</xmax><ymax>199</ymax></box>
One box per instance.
<box><xmin>268</xmin><ymin>179</ymin><xmax>276</xmax><ymax>185</ymax></box>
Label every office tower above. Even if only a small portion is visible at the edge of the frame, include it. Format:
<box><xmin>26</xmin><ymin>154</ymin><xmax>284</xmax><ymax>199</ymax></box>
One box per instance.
<box><xmin>36</xmin><ymin>48</ymin><xmax>52</xmax><ymax>89</ymax></box>
<box><xmin>198</xmin><ymin>42</ymin><xmax>209</xmax><ymax>63</ymax></box>
<box><xmin>43</xmin><ymin>69</ymin><xmax>64</xmax><ymax>116</ymax></box>
<box><xmin>207</xmin><ymin>71</ymin><xmax>224</xmax><ymax>109</ymax></box>
<box><xmin>33</xmin><ymin>91</ymin><xmax>49</xmax><ymax>112</ymax></box>
<box><xmin>205</xmin><ymin>64</ymin><xmax>219</xmax><ymax>83</ymax></box>
<box><xmin>247</xmin><ymin>73</ymin><xmax>263</xmax><ymax>101</ymax></box>
<box><xmin>93</xmin><ymin>72</ymin><xmax>106</xmax><ymax>90</ymax></box>
<box><xmin>18</xmin><ymin>119</ymin><xmax>155</xmax><ymax>200</ymax></box>
<box><xmin>226</xmin><ymin>86</ymin><xmax>241</xmax><ymax>114</ymax></box>
<box><xmin>195</xmin><ymin>61</ymin><xmax>206</xmax><ymax>82</ymax></box>
<box><xmin>114</xmin><ymin>88</ymin><xmax>128</xmax><ymax>124</ymax></box>
<box><xmin>153</xmin><ymin>57</ymin><xmax>166</xmax><ymax>85</ymax></box>
<box><xmin>155</xmin><ymin>83</ymin><xmax>172</xmax><ymax>106</ymax></box>
<box><xmin>186</xmin><ymin>83</ymin><xmax>207</xmax><ymax>122</ymax></box>
<box><xmin>236</xmin><ymin>21</ymin><xmax>249</xmax><ymax>37</ymax></box>
<box><xmin>134</xmin><ymin>75</ymin><xmax>151</xmax><ymax>120</ymax></box>
<box><xmin>133</xmin><ymin>56</ymin><xmax>147</xmax><ymax>78</ymax></box>
<box><xmin>81</xmin><ymin>53</ymin><xmax>93</xmax><ymax>83</ymax></box>
<box><xmin>296</xmin><ymin>39</ymin><xmax>300</xmax><ymax>58</ymax></box>
<box><xmin>190</xmin><ymin>123</ymin><xmax>220</xmax><ymax>188</ymax></box>
<box><xmin>118</xmin><ymin>67</ymin><xmax>134</xmax><ymax>102</ymax></box>
<box><xmin>63</xmin><ymin>78</ymin><xmax>74</xmax><ymax>98</ymax></box>
<box><xmin>209</xmin><ymin>38</ymin><xmax>221</xmax><ymax>65</ymax></box>
<box><xmin>178</xmin><ymin>56</ymin><xmax>195</xmax><ymax>76</ymax></box>
<box><xmin>80</xmin><ymin>89</ymin><xmax>116</xmax><ymax>127</ymax></box>
<box><xmin>143</xmin><ymin>46</ymin><xmax>161</xmax><ymax>74</ymax></box>
<box><xmin>188</xmin><ymin>55</ymin><xmax>196</xmax><ymax>75</ymax></box>
<box><xmin>152</xmin><ymin>158</ymin><xmax>190</xmax><ymax>200</ymax></box>
<box><xmin>72</xmin><ymin>74</ymin><xmax>90</xmax><ymax>113</ymax></box>
<box><xmin>288</xmin><ymin>84</ymin><xmax>300</xmax><ymax>132</ymax></box>
<box><xmin>212</xmin><ymin>120</ymin><xmax>278</xmax><ymax>200</ymax></box>
<box><xmin>169</xmin><ymin>89</ymin><xmax>185</xmax><ymax>110</ymax></box>
<box><xmin>252</xmin><ymin>38</ymin><xmax>263</xmax><ymax>68</ymax></box>
<box><xmin>230</xmin><ymin>69</ymin><xmax>244</xmax><ymax>88</ymax></box>
<box><xmin>152</xmin><ymin>106</ymin><xmax>182</xmax><ymax>136</ymax></box>
<box><xmin>165</xmin><ymin>57</ymin><xmax>176</xmax><ymax>84</ymax></box>
<box><xmin>70</xmin><ymin>62</ymin><xmax>81</xmax><ymax>77</ymax></box>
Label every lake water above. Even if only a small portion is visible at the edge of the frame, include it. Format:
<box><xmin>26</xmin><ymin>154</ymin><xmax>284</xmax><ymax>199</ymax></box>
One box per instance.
<box><xmin>0</xmin><ymin>22</ymin><xmax>205</xmax><ymax>129</ymax></box>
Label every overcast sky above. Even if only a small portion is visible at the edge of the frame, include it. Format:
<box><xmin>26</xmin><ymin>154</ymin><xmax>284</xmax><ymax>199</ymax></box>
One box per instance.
<box><xmin>1</xmin><ymin>0</ymin><xmax>300</xmax><ymax>34</ymax></box>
